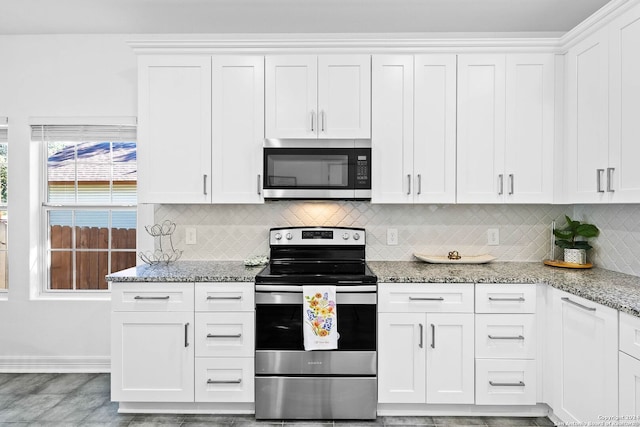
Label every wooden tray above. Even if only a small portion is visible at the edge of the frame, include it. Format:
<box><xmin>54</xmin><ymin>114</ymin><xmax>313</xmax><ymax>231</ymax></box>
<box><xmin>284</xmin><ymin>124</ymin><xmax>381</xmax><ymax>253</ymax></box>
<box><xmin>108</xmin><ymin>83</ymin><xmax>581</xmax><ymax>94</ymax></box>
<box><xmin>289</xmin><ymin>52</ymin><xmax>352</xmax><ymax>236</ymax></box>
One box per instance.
<box><xmin>414</xmin><ymin>253</ymin><xmax>496</xmax><ymax>264</ymax></box>
<box><xmin>543</xmin><ymin>259</ymin><xmax>593</xmax><ymax>269</ymax></box>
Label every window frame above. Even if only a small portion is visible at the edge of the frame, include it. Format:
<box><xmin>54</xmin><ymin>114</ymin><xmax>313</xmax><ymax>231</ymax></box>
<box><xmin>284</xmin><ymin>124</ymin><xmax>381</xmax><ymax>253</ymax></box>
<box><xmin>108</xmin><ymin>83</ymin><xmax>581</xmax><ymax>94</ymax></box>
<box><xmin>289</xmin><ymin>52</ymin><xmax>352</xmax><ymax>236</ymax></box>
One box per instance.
<box><xmin>34</xmin><ymin>119</ymin><xmax>137</xmax><ymax>298</ymax></box>
<box><xmin>0</xmin><ymin>117</ymin><xmax>8</xmax><ymax>294</ymax></box>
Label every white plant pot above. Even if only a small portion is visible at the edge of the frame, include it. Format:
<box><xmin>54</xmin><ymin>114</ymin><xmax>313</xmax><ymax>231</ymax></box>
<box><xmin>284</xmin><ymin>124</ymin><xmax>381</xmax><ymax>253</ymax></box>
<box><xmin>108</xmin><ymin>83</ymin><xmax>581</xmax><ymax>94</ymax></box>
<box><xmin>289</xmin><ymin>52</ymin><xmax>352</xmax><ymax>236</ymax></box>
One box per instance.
<box><xmin>564</xmin><ymin>248</ymin><xmax>587</xmax><ymax>264</ymax></box>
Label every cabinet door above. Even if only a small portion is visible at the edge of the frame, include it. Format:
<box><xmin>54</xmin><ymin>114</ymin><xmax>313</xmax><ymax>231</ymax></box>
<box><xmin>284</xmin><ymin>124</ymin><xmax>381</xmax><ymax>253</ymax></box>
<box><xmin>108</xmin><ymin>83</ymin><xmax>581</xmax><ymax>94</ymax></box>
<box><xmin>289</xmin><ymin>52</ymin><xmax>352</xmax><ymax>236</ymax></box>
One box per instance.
<box><xmin>111</xmin><ymin>311</ymin><xmax>194</xmax><ymax>402</ymax></box>
<box><xmin>265</xmin><ymin>55</ymin><xmax>317</xmax><ymax>139</ymax></box>
<box><xmin>413</xmin><ymin>55</ymin><xmax>457</xmax><ymax>204</ymax></box>
<box><xmin>371</xmin><ymin>55</ymin><xmax>414</xmax><ymax>203</ymax></box>
<box><xmin>609</xmin><ymin>4</ymin><xmax>640</xmax><ymax>202</ymax></box>
<box><xmin>426</xmin><ymin>313</ymin><xmax>475</xmax><ymax>404</ymax></box>
<box><xmin>566</xmin><ymin>30</ymin><xmax>610</xmax><ymax>203</ymax></box>
<box><xmin>552</xmin><ymin>289</ymin><xmax>618</xmax><ymax>424</ymax></box>
<box><xmin>504</xmin><ymin>54</ymin><xmax>555</xmax><ymax>203</ymax></box>
<box><xmin>620</xmin><ymin>352</ymin><xmax>640</xmax><ymax>418</ymax></box>
<box><xmin>457</xmin><ymin>55</ymin><xmax>506</xmax><ymax>203</ymax></box>
<box><xmin>138</xmin><ymin>55</ymin><xmax>212</xmax><ymax>204</ymax></box>
<box><xmin>318</xmin><ymin>55</ymin><xmax>371</xmax><ymax>139</ymax></box>
<box><xmin>211</xmin><ymin>56</ymin><xmax>264</xmax><ymax>203</ymax></box>
<box><xmin>378</xmin><ymin>312</ymin><xmax>425</xmax><ymax>403</ymax></box>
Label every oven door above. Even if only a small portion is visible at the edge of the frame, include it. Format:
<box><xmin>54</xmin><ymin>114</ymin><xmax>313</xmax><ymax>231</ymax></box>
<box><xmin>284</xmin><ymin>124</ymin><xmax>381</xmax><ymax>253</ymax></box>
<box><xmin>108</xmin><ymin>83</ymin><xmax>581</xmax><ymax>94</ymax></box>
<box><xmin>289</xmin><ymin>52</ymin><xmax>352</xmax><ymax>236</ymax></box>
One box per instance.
<box><xmin>262</xmin><ymin>147</ymin><xmax>371</xmax><ymax>199</ymax></box>
<box><xmin>254</xmin><ymin>285</ymin><xmax>376</xmax><ymax>376</ymax></box>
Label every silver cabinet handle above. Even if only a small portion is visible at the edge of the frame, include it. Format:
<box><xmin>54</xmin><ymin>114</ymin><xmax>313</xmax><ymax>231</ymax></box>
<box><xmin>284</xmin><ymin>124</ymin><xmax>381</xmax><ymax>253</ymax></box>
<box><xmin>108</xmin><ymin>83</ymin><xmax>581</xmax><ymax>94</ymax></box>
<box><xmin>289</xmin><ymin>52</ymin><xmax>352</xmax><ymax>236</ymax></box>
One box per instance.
<box><xmin>488</xmin><ymin>297</ymin><xmax>525</xmax><ymax>302</ymax></box>
<box><xmin>417</xmin><ymin>174</ymin><xmax>422</xmax><ymax>195</ymax></box>
<box><xmin>407</xmin><ymin>174</ymin><xmax>411</xmax><ymax>195</ymax></box>
<box><xmin>418</xmin><ymin>323</ymin><xmax>424</xmax><ymax>348</ymax></box>
<box><xmin>208</xmin><ymin>378</ymin><xmax>242</xmax><ymax>384</ymax></box>
<box><xmin>498</xmin><ymin>174</ymin><xmax>504</xmax><ymax>195</ymax></box>
<box><xmin>508</xmin><ymin>174</ymin><xmax>514</xmax><ymax>195</ymax></box>
<box><xmin>409</xmin><ymin>297</ymin><xmax>444</xmax><ymax>301</ymax></box>
<box><xmin>321</xmin><ymin>110</ymin><xmax>326</xmax><ymax>132</ymax></box>
<box><xmin>430</xmin><ymin>323</ymin><xmax>435</xmax><ymax>349</ymax></box>
<box><xmin>134</xmin><ymin>295</ymin><xmax>170</xmax><ymax>300</ymax></box>
<box><xmin>488</xmin><ymin>335</ymin><xmax>525</xmax><ymax>340</ymax></box>
<box><xmin>561</xmin><ymin>296</ymin><xmax>596</xmax><ymax>312</ymax></box>
<box><xmin>203</xmin><ymin>174</ymin><xmax>208</xmax><ymax>195</ymax></box>
<box><xmin>257</xmin><ymin>174</ymin><xmax>262</xmax><ymax>195</ymax></box>
<box><xmin>207</xmin><ymin>333</ymin><xmax>242</xmax><ymax>338</ymax></box>
<box><xmin>596</xmin><ymin>169</ymin><xmax>605</xmax><ymax>193</ymax></box>
<box><xmin>184</xmin><ymin>323</ymin><xmax>190</xmax><ymax>348</ymax></box>
<box><xmin>207</xmin><ymin>295</ymin><xmax>242</xmax><ymax>300</ymax></box>
<box><xmin>489</xmin><ymin>381</ymin><xmax>525</xmax><ymax>387</ymax></box>
<box><xmin>310</xmin><ymin>110</ymin><xmax>316</xmax><ymax>132</ymax></box>
<box><xmin>607</xmin><ymin>167</ymin><xmax>615</xmax><ymax>192</ymax></box>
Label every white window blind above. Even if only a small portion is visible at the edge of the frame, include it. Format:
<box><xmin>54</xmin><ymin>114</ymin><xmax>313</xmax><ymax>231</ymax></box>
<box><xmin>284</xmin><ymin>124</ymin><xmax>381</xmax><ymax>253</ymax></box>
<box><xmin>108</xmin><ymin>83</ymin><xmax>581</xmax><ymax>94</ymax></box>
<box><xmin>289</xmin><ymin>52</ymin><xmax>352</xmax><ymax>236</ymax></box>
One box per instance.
<box><xmin>31</xmin><ymin>124</ymin><xmax>136</xmax><ymax>142</ymax></box>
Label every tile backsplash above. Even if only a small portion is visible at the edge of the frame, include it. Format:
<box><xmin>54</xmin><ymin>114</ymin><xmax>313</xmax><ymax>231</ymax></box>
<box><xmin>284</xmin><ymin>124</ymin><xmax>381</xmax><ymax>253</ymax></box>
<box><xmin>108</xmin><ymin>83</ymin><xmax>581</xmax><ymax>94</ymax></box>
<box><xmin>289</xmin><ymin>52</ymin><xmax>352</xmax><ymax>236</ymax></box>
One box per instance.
<box><xmin>573</xmin><ymin>204</ymin><xmax>640</xmax><ymax>276</ymax></box>
<box><xmin>155</xmin><ymin>203</ymin><xmax>567</xmax><ymax>263</ymax></box>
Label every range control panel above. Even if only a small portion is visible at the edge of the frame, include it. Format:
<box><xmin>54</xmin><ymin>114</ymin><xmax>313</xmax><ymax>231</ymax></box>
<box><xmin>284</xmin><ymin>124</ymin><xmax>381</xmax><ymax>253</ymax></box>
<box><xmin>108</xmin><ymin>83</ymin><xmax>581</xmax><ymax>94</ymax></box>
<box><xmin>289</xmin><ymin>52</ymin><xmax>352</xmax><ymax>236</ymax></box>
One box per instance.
<box><xmin>270</xmin><ymin>227</ymin><xmax>365</xmax><ymax>245</ymax></box>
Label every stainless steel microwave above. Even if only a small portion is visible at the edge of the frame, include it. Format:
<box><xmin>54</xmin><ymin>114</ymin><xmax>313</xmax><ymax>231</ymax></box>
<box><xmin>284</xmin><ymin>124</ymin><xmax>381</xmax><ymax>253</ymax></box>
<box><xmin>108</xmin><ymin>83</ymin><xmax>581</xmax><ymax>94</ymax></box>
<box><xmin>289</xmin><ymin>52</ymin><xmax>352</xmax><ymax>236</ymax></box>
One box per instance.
<box><xmin>262</xmin><ymin>139</ymin><xmax>371</xmax><ymax>200</ymax></box>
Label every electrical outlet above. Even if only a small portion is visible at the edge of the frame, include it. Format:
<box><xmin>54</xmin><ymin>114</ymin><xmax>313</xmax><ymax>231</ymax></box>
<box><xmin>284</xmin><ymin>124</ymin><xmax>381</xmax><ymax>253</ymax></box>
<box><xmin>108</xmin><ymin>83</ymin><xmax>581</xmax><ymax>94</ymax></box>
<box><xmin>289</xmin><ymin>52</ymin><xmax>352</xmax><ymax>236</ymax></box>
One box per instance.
<box><xmin>487</xmin><ymin>228</ymin><xmax>499</xmax><ymax>246</ymax></box>
<box><xmin>387</xmin><ymin>228</ymin><xmax>398</xmax><ymax>246</ymax></box>
<box><xmin>185</xmin><ymin>227</ymin><xmax>197</xmax><ymax>245</ymax></box>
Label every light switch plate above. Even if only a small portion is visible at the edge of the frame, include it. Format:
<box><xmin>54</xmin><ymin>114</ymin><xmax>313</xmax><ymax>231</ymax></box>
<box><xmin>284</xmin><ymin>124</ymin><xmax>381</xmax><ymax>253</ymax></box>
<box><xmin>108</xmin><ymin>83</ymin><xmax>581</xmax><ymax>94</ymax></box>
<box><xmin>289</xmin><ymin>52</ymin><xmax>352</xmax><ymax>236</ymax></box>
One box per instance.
<box><xmin>186</xmin><ymin>227</ymin><xmax>197</xmax><ymax>245</ymax></box>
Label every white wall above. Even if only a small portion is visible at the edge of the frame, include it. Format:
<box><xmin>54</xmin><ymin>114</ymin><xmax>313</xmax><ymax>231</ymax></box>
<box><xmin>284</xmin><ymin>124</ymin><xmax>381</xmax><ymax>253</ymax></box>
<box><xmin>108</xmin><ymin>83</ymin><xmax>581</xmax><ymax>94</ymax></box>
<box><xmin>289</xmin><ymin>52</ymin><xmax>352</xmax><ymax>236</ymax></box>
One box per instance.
<box><xmin>0</xmin><ymin>34</ymin><xmax>136</xmax><ymax>370</ymax></box>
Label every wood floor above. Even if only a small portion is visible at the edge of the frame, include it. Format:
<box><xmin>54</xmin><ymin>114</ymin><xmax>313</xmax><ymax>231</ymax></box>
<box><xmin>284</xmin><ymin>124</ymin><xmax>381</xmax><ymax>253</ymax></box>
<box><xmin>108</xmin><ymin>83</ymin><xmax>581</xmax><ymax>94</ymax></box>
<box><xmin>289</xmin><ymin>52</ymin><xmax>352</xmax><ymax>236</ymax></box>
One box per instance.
<box><xmin>0</xmin><ymin>373</ymin><xmax>556</xmax><ymax>426</ymax></box>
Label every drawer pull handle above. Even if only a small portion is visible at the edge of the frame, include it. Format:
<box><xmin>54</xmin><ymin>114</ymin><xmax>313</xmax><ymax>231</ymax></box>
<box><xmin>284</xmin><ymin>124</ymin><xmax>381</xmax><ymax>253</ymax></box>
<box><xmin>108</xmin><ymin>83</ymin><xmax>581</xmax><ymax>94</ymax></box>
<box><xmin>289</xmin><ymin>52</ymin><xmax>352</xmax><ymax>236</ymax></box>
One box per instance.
<box><xmin>489</xmin><ymin>381</ymin><xmax>525</xmax><ymax>387</ymax></box>
<box><xmin>208</xmin><ymin>379</ymin><xmax>242</xmax><ymax>384</ymax></box>
<box><xmin>488</xmin><ymin>335</ymin><xmax>525</xmax><ymax>340</ymax></box>
<box><xmin>561</xmin><ymin>297</ymin><xmax>596</xmax><ymax>312</ymax></box>
<box><xmin>409</xmin><ymin>297</ymin><xmax>444</xmax><ymax>301</ymax></box>
<box><xmin>488</xmin><ymin>297</ymin><xmax>525</xmax><ymax>302</ymax></box>
<box><xmin>134</xmin><ymin>296</ymin><xmax>170</xmax><ymax>300</ymax></box>
<box><xmin>207</xmin><ymin>296</ymin><xmax>242</xmax><ymax>300</ymax></box>
<box><xmin>207</xmin><ymin>333</ymin><xmax>242</xmax><ymax>338</ymax></box>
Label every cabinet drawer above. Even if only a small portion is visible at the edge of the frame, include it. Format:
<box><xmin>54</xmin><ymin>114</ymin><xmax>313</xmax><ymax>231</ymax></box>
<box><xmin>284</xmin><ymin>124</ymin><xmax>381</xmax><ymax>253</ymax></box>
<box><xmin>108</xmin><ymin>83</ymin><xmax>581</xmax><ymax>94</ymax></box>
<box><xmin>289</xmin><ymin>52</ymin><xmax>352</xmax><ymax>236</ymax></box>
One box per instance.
<box><xmin>475</xmin><ymin>283</ymin><xmax>536</xmax><ymax>313</ymax></box>
<box><xmin>195</xmin><ymin>282</ymin><xmax>254</xmax><ymax>312</ymax></box>
<box><xmin>378</xmin><ymin>283</ymin><xmax>474</xmax><ymax>313</ymax></box>
<box><xmin>620</xmin><ymin>311</ymin><xmax>640</xmax><ymax>360</ymax></box>
<box><xmin>195</xmin><ymin>312</ymin><xmax>254</xmax><ymax>358</ymax></box>
<box><xmin>195</xmin><ymin>357</ymin><xmax>254</xmax><ymax>403</ymax></box>
<box><xmin>476</xmin><ymin>314</ymin><xmax>536</xmax><ymax>359</ymax></box>
<box><xmin>111</xmin><ymin>282</ymin><xmax>194</xmax><ymax>312</ymax></box>
<box><xmin>476</xmin><ymin>359</ymin><xmax>536</xmax><ymax>405</ymax></box>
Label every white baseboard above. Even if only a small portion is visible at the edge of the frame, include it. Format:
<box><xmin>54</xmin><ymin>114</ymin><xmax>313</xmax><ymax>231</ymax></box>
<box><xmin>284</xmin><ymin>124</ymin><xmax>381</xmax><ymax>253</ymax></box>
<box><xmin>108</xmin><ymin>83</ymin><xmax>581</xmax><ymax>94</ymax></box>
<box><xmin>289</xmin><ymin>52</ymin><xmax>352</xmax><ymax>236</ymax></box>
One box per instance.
<box><xmin>0</xmin><ymin>356</ymin><xmax>110</xmax><ymax>373</ymax></box>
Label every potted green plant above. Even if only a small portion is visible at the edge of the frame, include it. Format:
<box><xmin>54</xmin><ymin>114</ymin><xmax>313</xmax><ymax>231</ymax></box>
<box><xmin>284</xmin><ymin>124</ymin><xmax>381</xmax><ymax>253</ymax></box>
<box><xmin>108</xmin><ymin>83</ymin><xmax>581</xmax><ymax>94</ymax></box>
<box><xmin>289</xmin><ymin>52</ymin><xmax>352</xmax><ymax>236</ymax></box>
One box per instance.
<box><xmin>553</xmin><ymin>215</ymin><xmax>600</xmax><ymax>264</ymax></box>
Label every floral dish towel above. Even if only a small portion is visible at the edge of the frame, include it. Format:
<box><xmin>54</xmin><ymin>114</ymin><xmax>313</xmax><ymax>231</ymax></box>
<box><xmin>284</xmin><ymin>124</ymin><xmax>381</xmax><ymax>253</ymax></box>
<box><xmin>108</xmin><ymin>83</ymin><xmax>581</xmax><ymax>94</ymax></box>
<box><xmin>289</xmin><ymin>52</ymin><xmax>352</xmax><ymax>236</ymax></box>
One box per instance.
<box><xmin>302</xmin><ymin>286</ymin><xmax>339</xmax><ymax>351</ymax></box>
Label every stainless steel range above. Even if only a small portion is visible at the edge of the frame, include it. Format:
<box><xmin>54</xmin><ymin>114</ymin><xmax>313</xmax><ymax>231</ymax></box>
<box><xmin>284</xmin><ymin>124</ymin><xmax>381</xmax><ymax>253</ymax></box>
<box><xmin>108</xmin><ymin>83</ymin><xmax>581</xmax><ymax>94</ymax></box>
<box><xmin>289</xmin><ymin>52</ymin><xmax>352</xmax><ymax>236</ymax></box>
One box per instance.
<box><xmin>254</xmin><ymin>226</ymin><xmax>377</xmax><ymax>420</ymax></box>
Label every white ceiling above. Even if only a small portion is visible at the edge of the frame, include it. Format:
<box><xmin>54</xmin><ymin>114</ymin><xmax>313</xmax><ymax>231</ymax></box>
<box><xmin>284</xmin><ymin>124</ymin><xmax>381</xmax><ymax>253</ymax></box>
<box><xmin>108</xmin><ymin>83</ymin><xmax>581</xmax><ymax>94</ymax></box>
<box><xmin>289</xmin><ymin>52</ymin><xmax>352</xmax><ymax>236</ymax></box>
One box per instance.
<box><xmin>0</xmin><ymin>0</ymin><xmax>611</xmax><ymax>35</ymax></box>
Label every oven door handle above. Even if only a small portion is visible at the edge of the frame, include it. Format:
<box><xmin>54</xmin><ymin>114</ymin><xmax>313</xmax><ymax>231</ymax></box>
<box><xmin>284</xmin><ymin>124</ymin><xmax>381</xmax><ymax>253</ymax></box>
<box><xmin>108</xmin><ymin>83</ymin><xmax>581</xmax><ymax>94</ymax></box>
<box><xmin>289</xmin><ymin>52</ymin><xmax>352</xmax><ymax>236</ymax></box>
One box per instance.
<box><xmin>255</xmin><ymin>285</ymin><xmax>377</xmax><ymax>293</ymax></box>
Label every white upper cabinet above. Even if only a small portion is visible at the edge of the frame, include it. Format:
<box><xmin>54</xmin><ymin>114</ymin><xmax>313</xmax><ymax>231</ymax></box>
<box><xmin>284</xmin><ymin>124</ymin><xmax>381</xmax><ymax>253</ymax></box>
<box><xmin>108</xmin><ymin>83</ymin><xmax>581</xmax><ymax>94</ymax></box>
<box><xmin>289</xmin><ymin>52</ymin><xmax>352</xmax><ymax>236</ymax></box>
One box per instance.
<box><xmin>211</xmin><ymin>56</ymin><xmax>264</xmax><ymax>203</ymax></box>
<box><xmin>371</xmin><ymin>54</ymin><xmax>457</xmax><ymax>204</ymax></box>
<box><xmin>138</xmin><ymin>55</ymin><xmax>212</xmax><ymax>204</ymax></box>
<box><xmin>265</xmin><ymin>55</ymin><xmax>371</xmax><ymax>139</ymax></box>
<box><xmin>137</xmin><ymin>55</ymin><xmax>264</xmax><ymax>204</ymax></box>
<box><xmin>608</xmin><ymin>3</ymin><xmax>640</xmax><ymax>202</ymax></box>
<box><xmin>457</xmin><ymin>54</ymin><xmax>554</xmax><ymax>203</ymax></box>
<box><xmin>566</xmin><ymin>30</ymin><xmax>610</xmax><ymax>203</ymax></box>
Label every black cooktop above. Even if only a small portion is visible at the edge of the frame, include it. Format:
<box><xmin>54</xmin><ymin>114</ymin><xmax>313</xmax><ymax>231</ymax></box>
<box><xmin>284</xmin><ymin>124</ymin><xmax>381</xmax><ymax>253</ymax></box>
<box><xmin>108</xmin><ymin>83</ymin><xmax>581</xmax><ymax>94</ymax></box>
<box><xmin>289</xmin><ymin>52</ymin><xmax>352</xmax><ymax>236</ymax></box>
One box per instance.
<box><xmin>254</xmin><ymin>262</ymin><xmax>377</xmax><ymax>285</ymax></box>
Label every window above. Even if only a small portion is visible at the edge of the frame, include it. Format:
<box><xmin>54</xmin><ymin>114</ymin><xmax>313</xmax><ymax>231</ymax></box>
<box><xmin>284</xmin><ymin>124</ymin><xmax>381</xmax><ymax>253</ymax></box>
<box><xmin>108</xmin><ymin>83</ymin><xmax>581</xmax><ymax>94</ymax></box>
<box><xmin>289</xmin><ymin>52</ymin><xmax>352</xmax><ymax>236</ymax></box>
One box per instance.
<box><xmin>34</xmin><ymin>122</ymin><xmax>137</xmax><ymax>291</ymax></box>
<box><xmin>0</xmin><ymin>118</ymin><xmax>7</xmax><ymax>291</ymax></box>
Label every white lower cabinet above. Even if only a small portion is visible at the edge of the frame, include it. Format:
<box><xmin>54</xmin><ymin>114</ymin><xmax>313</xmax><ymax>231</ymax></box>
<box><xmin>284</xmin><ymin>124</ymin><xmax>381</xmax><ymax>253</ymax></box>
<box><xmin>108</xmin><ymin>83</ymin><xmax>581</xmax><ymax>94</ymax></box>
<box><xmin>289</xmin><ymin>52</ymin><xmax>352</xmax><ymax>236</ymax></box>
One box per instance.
<box><xmin>549</xmin><ymin>287</ymin><xmax>618</xmax><ymax>424</ymax></box>
<box><xmin>620</xmin><ymin>312</ymin><xmax>640</xmax><ymax>418</ymax></box>
<box><xmin>476</xmin><ymin>359</ymin><xmax>536</xmax><ymax>405</ymax></box>
<box><xmin>378</xmin><ymin>283</ymin><xmax>475</xmax><ymax>405</ymax></box>
<box><xmin>111</xmin><ymin>311</ymin><xmax>195</xmax><ymax>402</ymax></box>
<box><xmin>111</xmin><ymin>281</ymin><xmax>255</xmax><ymax>408</ymax></box>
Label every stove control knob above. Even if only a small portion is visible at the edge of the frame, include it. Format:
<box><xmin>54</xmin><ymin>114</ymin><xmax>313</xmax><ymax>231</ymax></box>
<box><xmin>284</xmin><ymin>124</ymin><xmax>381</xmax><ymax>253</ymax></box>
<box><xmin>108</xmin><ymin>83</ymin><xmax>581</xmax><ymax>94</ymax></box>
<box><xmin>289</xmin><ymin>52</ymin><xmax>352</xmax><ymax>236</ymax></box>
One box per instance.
<box><xmin>353</xmin><ymin>232</ymin><xmax>361</xmax><ymax>241</ymax></box>
<box><xmin>286</xmin><ymin>232</ymin><xmax>293</xmax><ymax>240</ymax></box>
<box><xmin>274</xmin><ymin>232</ymin><xmax>282</xmax><ymax>241</ymax></box>
<box><xmin>342</xmin><ymin>232</ymin><xmax>350</xmax><ymax>240</ymax></box>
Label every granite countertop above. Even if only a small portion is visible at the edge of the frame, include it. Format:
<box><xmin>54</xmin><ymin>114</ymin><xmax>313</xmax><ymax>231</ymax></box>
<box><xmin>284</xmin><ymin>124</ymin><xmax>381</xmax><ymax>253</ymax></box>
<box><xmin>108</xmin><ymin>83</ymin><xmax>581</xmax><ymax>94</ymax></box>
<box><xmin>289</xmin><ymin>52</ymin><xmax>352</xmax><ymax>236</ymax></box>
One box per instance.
<box><xmin>106</xmin><ymin>261</ymin><xmax>264</xmax><ymax>283</ymax></box>
<box><xmin>107</xmin><ymin>260</ymin><xmax>640</xmax><ymax>317</ymax></box>
<box><xmin>369</xmin><ymin>261</ymin><xmax>640</xmax><ymax>317</ymax></box>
